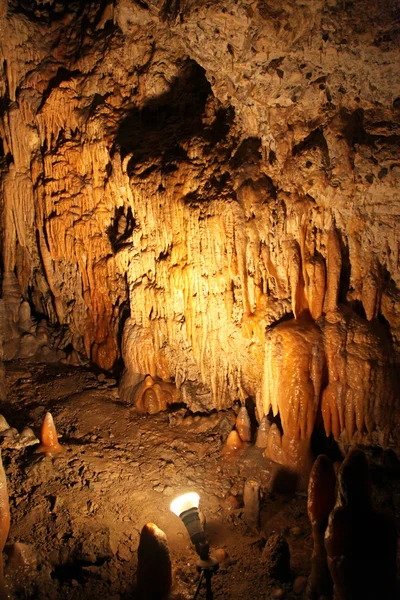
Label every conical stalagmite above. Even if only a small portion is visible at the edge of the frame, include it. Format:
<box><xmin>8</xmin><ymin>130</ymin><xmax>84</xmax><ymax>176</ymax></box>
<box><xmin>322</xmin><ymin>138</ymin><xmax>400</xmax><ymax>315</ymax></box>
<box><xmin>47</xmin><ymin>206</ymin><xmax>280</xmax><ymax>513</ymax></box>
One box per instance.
<box><xmin>255</xmin><ymin>416</ymin><xmax>270</xmax><ymax>448</ymax></box>
<box><xmin>235</xmin><ymin>406</ymin><xmax>252</xmax><ymax>442</ymax></box>
<box><xmin>136</xmin><ymin>523</ymin><xmax>172</xmax><ymax>600</ymax></box>
<box><xmin>222</xmin><ymin>430</ymin><xmax>244</xmax><ymax>455</ymax></box>
<box><xmin>38</xmin><ymin>412</ymin><xmax>63</xmax><ymax>455</ymax></box>
<box><xmin>243</xmin><ymin>479</ymin><xmax>260</xmax><ymax>528</ymax></box>
<box><xmin>0</xmin><ymin>451</ymin><xmax>10</xmax><ymax>600</ymax></box>
<box><xmin>306</xmin><ymin>455</ymin><xmax>336</xmax><ymax>599</ymax></box>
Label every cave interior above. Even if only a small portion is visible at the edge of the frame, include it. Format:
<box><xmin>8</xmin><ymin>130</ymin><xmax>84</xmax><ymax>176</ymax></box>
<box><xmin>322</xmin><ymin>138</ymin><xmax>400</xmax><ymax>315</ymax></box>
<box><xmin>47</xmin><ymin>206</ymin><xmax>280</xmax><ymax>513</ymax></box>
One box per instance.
<box><xmin>0</xmin><ymin>0</ymin><xmax>399</xmax><ymax>599</ymax></box>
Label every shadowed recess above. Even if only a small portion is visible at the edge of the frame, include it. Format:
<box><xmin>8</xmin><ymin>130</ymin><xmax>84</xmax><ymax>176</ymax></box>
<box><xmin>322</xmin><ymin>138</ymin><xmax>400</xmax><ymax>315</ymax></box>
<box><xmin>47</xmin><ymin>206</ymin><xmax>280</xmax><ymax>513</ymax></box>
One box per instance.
<box><xmin>114</xmin><ymin>59</ymin><xmax>212</xmax><ymax>170</ymax></box>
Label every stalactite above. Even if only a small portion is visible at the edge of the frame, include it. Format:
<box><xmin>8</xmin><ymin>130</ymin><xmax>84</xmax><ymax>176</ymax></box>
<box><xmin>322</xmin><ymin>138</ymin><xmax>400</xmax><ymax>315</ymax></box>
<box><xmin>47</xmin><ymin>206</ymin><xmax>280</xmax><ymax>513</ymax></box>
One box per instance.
<box><xmin>261</xmin><ymin>315</ymin><xmax>324</xmax><ymax>476</ymax></box>
<box><xmin>361</xmin><ymin>256</ymin><xmax>381</xmax><ymax>321</ymax></box>
<box><xmin>323</xmin><ymin>227</ymin><xmax>342</xmax><ymax>314</ymax></box>
<box><xmin>0</xmin><ymin>451</ymin><xmax>10</xmax><ymax>600</ymax></box>
<box><xmin>304</xmin><ymin>255</ymin><xmax>326</xmax><ymax>321</ymax></box>
<box><xmin>321</xmin><ymin>308</ymin><xmax>396</xmax><ymax>443</ymax></box>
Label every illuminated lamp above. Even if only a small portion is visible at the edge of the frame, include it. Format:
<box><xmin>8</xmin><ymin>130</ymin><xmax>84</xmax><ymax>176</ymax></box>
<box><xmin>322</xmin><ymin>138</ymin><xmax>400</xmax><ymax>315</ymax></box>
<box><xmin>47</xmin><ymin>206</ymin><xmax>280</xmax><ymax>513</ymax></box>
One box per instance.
<box><xmin>170</xmin><ymin>492</ymin><xmax>219</xmax><ymax>599</ymax></box>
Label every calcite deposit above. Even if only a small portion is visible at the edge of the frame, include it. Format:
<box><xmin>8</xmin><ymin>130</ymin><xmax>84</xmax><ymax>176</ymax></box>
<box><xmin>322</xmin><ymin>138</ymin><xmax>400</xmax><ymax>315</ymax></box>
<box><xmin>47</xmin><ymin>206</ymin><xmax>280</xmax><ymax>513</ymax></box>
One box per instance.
<box><xmin>0</xmin><ymin>0</ymin><xmax>399</xmax><ymax>474</ymax></box>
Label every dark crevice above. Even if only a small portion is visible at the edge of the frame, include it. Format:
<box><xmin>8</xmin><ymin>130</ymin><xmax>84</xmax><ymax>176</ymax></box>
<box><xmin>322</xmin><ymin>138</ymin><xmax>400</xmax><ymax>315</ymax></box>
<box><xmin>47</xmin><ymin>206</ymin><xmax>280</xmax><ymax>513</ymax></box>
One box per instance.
<box><xmin>107</xmin><ymin>206</ymin><xmax>135</xmax><ymax>253</ymax></box>
<box><xmin>160</xmin><ymin>0</ymin><xmax>181</xmax><ymax>22</ymax></box>
<box><xmin>230</xmin><ymin>137</ymin><xmax>262</xmax><ymax>169</ymax></box>
<box><xmin>292</xmin><ymin>127</ymin><xmax>330</xmax><ymax>169</ymax></box>
<box><xmin>113</xmin><ymin>59</ymin><xmax>212</xmax><ymax>165</ymax></box>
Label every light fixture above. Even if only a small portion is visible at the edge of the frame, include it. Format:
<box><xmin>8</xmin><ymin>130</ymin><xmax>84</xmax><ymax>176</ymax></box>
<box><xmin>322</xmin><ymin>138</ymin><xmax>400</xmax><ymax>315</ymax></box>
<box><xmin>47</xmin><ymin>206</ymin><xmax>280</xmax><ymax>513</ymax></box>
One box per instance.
<box><xmin>170</xmin><ymin>492</ymin><xmax>219</xmax><ymax>600</ymax></box>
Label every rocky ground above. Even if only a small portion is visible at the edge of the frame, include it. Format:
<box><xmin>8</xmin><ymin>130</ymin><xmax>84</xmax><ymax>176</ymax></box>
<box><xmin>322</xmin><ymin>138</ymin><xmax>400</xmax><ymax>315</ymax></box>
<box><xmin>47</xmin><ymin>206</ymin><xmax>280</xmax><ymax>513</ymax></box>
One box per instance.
<box><xmin>0</xmin><ymin>359</ymin><xmax>399</xmax><ymax>600</ymax></box>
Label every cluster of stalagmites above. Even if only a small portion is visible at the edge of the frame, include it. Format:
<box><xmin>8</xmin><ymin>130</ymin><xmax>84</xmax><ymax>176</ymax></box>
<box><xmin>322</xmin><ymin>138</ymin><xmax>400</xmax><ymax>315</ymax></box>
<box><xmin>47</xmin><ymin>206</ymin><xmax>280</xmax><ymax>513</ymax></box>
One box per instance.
<box><xmin>307</xmin><ymin>449</ymin><xmax>397</xmax><ymax>600</ymax></box>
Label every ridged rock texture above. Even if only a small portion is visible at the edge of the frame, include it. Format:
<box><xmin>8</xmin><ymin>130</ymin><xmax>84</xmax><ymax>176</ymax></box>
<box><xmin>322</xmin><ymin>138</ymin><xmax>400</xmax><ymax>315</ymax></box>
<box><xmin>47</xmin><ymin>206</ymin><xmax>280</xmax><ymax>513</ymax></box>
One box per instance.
<box><xmin>0</xmin><ymin>1</ymin><xmax>399</xmax><ymax>461</ymax></box>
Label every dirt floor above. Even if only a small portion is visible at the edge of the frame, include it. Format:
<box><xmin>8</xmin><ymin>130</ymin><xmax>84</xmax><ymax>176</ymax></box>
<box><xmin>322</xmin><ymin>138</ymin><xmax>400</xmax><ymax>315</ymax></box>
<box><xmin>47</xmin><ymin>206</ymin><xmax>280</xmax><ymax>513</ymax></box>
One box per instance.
<box><xmin>1</xmin><ymin>360</ymin><xmax>399</xmax><ymax>600</ymax></box>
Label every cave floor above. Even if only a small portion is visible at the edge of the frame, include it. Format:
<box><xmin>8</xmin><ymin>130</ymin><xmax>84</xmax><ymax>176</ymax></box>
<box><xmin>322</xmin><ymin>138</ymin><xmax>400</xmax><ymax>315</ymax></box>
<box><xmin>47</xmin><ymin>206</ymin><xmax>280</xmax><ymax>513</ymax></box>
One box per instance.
<box><xmin>0</xmin><ymin>360</ymin><xmax>393</xmax><ymax>600</ymax></box>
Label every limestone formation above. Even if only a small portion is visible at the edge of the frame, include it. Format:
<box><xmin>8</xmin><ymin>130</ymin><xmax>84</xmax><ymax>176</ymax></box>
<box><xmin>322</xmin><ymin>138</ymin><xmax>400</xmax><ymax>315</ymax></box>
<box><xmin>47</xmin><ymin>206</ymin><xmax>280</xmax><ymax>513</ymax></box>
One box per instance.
<box><xmin>235</xmin><ymin>406</ymin><xmax>252</xmax><ymax>442</ymax></box>
<box><xmin>37</xmin><ymin>412</ymin><xmax>63</xmax><ymax>455</ymax></box>
<box><xmin>223</xmin><ymin>430</ymin><xmax>244</xmax><ymax>455</ymax></box>
<box><xmin>130</xmin><ymin>374</ymin><xmax>180</xmax><ymax>414</ymax></box>
<box><xmin>0</xmin><ymin>451</ymin><xmax>10</xmax><ymax>599</ymax></box>
<box><xmin>255</xmin><ymin>416</ymin><xmax>270</xmax><ymax>449</ymax></box>
<box><xmin>307</xmin><ymin>455</ymin><xmax>336</xmax><ymax>599</ymax></box>
<box><xmin>0</xmin><ymin>0</ymin><xmax>399</xmax><ymax>474</ymax></box>
<box><xmin>325</xmin><ymin>449</ymin><xmax>397</xmax><ymax>600</ymax></box>
<box><xmin>136</xmin><ymin>523</ymin><xmax>172</xmax><ymax>600</ymax></box>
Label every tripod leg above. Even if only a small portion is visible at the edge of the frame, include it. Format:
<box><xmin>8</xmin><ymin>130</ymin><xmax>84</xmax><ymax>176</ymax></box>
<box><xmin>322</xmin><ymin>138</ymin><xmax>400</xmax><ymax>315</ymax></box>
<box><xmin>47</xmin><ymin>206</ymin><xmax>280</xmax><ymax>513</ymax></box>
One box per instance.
<box><xmin>204</xmin><ymin>571</ymin><xmax>214</xmax><ymax>600</ymax></box>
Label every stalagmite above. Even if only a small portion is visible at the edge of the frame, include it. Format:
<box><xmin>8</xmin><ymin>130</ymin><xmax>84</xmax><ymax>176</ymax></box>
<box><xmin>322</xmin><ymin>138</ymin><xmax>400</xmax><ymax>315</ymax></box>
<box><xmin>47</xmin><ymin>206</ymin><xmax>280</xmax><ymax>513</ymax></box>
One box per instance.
<box><xmin>0</xmin><ymin>451</ymin><xmax>10</xmax><ymax>600</ymax></box>
<box><xmin>131</xmin><ymin>375</ymin><xmax>180</xmax><ymax>414</ymax></box>
<box><xmin>223</xmin><ymin>430</ymin><xmax>244</xmax><ymax>455</ymax></box>
<box><xmin>235</xmin><ymin>406</ymin><xmax>252</xmax><ymax>442</ymax></box>
<box><xmin>255</xmin><ymin>416</ymin><xmax>270</xmax><ymax>448</ymax></box>
<box><xmin>260</xmin><ymin>534</ymin><xmax>291</xmax><ymax>582</ymax></box>
<box><xmin>306</xmin><ymin>455</ymin><xmax>336</xmax><ymax>599</ymax></box>
<box><xmin>0</xmin><ymin>418</ymin><xmax>9</xmax><ymax>434</ymax></box>
<box><xmin>264</xmin><ymin>424</ymin><xmax>283</xmax><ymax>465</ymax></box>
<box><xmin>136</xmin><ymin>523</ymin><xmax>172</xmax><ymax>600</ymax></box>
<box><xmin>325</xmin><ymin>449</ymin><xmax>397</xmax><ymax>600</ymax></box>
<box><xmin>37</xmin><ymin>412</ymin><xmax>63</xmax><ymax>455</ymax></box>
<box><xmin>243</xmin><ymin>479</ymin><xmax>260</xmax><ymax>528</ymax></box>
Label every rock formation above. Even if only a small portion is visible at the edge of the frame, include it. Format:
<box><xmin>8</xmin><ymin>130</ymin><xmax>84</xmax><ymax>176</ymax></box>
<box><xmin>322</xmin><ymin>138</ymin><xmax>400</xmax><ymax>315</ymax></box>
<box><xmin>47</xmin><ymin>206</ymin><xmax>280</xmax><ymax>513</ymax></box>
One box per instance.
<box><xmin>0</xmin><ymin>1</ymin><xmax>399</xmax><ymax>472</ymax></box>
<box><xmin>136</xmin><ymin>522</ymin><xmax>172</xmax><ymax>600</ymax></box>
<box><xmin>325</xmin><ymin>449</ymin><xmax>397</xmax><ymax>600</ymax></box>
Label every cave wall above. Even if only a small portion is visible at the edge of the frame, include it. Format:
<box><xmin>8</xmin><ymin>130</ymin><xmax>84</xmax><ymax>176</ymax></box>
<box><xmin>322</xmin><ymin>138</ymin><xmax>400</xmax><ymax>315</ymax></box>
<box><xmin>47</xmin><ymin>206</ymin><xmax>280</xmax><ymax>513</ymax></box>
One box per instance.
<box><xmin>0</xmin><ymin>1</ymin><xmax>399</xmax><ymax>449</ymax></box>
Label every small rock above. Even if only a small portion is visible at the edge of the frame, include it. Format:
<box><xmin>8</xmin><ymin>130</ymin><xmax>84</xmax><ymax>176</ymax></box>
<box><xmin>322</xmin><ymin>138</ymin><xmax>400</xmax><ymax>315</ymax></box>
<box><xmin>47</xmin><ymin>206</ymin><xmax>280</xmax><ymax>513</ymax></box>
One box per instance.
<box><xmin>19</xmin><ymin>427</ymin><xmax>39</xmax><ymax>448</ymax></box>
<box><xmin>212</xmin><ymin>548</ymin><xmax>231</xmax><ymax>568</ymax></box>
<box><xmin>117</xmin><ymin>544</ymin><xmax>132</xmax><ymax>562</ymax></box>
<box><xmin>163</xmin><ymin>486</ymin><xmax>174</xmax><ymax>496</ymax></box>
<box><xmin>97</xmin><ymin>373</ymin><xmax>106</xmax><ymax>382</ymax></box>
<box><xmin>293</xmin><ymin>575</ymin><xmax>307</xmax><ymax>594</ymax></box>
<box><xmin>153</xmin><ymin>483</ymin><xmax>165</xmax><ymax>493</ymax></box>
<box><xmin>290</xmin><ymin>526</ymin><xmax>302</xmax><ymax>537</ymax></box>
<box><xmin>222</xmin><ymin>495</ymin><xmax>240</xmax><ymax>511</ymax></box>
<box><xmin>271</xmin><ymin>588</ymin><xmax>285</xmax><ymax>598</ymax></box>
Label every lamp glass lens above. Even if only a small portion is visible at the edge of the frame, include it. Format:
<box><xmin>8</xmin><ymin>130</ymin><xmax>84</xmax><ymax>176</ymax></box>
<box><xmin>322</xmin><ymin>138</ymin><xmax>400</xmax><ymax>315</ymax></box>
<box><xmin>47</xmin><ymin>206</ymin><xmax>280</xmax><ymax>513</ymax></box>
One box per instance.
<box><xmin>170</xmin><ymin>492</ymin><xmax>200</xmax><ymax>516</ymax></box>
